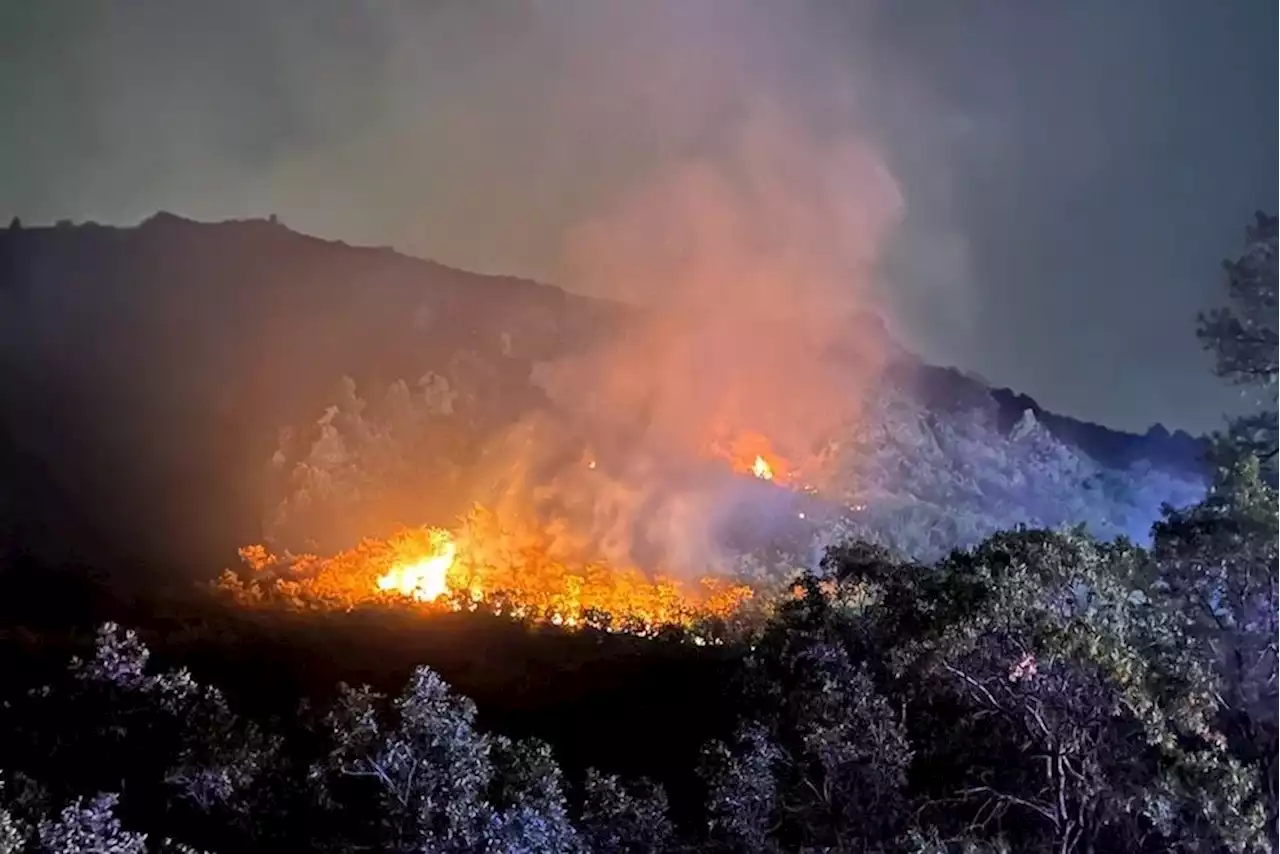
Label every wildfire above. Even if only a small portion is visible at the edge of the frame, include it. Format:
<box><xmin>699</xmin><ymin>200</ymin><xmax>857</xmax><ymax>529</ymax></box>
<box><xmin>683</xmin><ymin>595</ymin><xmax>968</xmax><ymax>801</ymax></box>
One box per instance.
<box><xmin>220</xmin><ymin>506</ymin><xmax>755</xmax><ymax>637</ymax></box>
<box><xmin>751</xmin><ymin>455</ymin><xmax>774</xmax><ymax>481</ymax></box>
<box><xmin>712</xmin><ymin>431</ymin><xmax>790</xmax><ymax>484</ymax></box>
<box><xmin>220</xmin><ymin>429</ymin><xmax>806</xmax><ymax>636</ymax></box>
<box><xmin>374</xmin><ymin>528</ymin><xmax>456</xmax><ymax>602</ymax></box>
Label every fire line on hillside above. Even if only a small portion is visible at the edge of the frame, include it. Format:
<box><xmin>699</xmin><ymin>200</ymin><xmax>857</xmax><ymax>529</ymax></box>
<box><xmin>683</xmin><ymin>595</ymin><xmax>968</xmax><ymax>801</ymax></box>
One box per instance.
<box><xmin>218</xmin><ymin>432</ymin><xmax>805</xmax><ymax>636</ymax></box>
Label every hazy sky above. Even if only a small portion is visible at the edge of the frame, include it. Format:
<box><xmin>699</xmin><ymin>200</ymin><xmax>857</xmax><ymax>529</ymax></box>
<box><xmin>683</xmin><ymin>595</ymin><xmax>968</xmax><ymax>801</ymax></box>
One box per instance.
<box><xmin>1</xmin><ymin>0</ymin><xmax>1274</xmax><ymax>434</ymax></box>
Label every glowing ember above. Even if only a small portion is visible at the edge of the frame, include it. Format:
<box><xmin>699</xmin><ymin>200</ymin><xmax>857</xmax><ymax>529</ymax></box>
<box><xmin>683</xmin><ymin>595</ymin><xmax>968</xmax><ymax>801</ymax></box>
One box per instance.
<box><xmin>751</xmin><ymin>455</ymin><xmax>774</xmax><ymax>481</ymax></box>
<box><xmin>375</xmin><ymin>528</ymin><xmax>456</xmax><ymax>601</ymax></box>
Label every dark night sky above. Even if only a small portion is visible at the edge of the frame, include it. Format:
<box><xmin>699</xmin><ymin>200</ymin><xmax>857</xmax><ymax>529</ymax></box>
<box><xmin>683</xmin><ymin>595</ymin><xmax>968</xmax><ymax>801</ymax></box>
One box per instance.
<box><xmin>0</xmin><ymin>0</ymin><xmax>1274</xmax><ymax>434</ymax></box>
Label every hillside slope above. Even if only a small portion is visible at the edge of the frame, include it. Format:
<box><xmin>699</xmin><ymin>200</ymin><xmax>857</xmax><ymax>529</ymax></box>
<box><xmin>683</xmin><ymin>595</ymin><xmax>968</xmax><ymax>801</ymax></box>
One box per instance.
<box><xmin>0</xmin><ymin>215</ymin><xmax>1206</xmax><ymax>581</ymax></box>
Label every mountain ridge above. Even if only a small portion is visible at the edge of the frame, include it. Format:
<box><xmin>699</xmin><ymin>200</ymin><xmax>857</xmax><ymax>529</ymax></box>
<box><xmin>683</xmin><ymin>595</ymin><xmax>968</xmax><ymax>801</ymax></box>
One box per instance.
<box><xmin>3</xmin><ymin>212</ymin><xmax>1206</xmax><ymax>460</ymax></box>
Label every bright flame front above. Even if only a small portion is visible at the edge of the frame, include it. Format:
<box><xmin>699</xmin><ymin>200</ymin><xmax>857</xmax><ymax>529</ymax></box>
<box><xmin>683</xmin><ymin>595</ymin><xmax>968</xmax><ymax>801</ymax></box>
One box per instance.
<box><xmin>224</xmin><ymin>509</ymin><xmax>755</xmax><ymax>635</ymax></box>
<box><xmin>375</xmin><ymin>529</ymin><xmax>457</xmax><ymax>602</ymax></box>
<box><xmin>711</xmin><ymin>431</ymin><xmax>789</xmax><ymax>483</ymax></box>
<box><xmin>751</xmin><ymin>455</ymin><xmax>774</xmax><ymax>481</ymax></box>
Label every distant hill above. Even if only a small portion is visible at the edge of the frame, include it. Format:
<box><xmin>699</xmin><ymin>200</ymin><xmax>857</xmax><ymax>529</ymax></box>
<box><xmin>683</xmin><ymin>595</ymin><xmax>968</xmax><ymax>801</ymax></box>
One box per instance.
<box><xmin>905</xmin><ymin>363</ymin><xmax>1207</xmax><ymax>473</ymax></box>
<box><xmin>0</xmin><ymin>215</ymin><xmax>1207</xmax><ymax>582</ymax></box>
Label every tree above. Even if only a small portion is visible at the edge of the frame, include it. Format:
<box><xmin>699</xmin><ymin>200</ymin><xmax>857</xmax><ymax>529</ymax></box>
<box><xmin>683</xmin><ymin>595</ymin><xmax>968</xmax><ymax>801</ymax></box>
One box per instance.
<box><xmin>578</xmin><ymin>769</ymin><xmax>674</xmax><ymax>854</ymax></box>
<box><xmin>1197</xmin><ymin>212</ymin><xmax>1278</xmax><ymax>464</ymax></box>
<box><xmin>1152</xmin><ymin>455</ymin><xmax>1279</xmax><ymax>838</ymax></box>
<box><xmin>35</xmin><ymin>794</ymin><xmax>147</xmax><ymax>854</ymax></box>
<box><xmin>314</xmin><ymin>667</ymin><xmax>584</xmax><ymax>853</ymax></box>
<box><xmin>699</xmin><ymin>723</ymin><xmax>782</xmax><ymax>854</ymax></box>
<box><xmin>730</xmin><ymin>532</ymin><xmax>1274</xmax><ymax>853</ymax></box>
<box><xmin>701</xmin><ymin>574</ymin><xmax>913</xmax><ymax>852</ymax></box>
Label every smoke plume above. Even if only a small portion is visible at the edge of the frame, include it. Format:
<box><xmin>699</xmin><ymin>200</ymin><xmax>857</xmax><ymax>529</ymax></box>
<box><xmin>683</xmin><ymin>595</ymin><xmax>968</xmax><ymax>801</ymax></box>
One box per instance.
<box><xmin>448</xmin><ymin>6</ymin><xmax>908</xmax><ymax>577</ymax></box>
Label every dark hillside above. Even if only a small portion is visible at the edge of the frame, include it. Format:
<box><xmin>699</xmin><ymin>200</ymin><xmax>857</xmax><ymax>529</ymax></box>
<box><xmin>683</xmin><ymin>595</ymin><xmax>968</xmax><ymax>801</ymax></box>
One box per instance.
<box><xmin>0</xmin><ymin>215</ymin><xmax>623</xmax><ymax>579</ymax></box>
<box><xmin>0</xmin><ymin>215</ymin><xmax>1205</xmax><ymax>585</ymax></box>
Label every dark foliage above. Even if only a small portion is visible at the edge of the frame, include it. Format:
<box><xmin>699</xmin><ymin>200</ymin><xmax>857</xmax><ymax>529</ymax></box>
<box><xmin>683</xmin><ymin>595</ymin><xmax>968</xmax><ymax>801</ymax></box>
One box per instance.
<box><xmin>0</xmin><ymin>465</ymin><xmax>1273</xmax><ymax>853</ymax></box>
<box><xmin>0</xmin><ymin>214</ymin><xmax>624</xmax><ymax>578</ymax></box>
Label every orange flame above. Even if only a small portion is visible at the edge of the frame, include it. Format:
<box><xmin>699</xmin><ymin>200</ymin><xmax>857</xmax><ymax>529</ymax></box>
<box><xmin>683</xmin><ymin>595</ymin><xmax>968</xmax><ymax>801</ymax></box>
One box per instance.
<box><xmin>220</xmin><ymin>508</ymin><xmax>755</xmax><ymax>636</ymax></box>
<box><xmin>374</xmin><ymin>528</ymin><xmax>456</xmax><ymax>602</ymax></box>
<box><xmin>712</xmin><ymin>431</ymin><xmax>790</xmax><ymax>484</ymax></box>
<box><xmin>223</xmin><ymin>430</ymin><xmax>802</xmax><ymax>634</ymax></box>
<box><xmin>751</xmin><ymin>455</ymin><xmax>774</xmax><ymax>481</ymax></box>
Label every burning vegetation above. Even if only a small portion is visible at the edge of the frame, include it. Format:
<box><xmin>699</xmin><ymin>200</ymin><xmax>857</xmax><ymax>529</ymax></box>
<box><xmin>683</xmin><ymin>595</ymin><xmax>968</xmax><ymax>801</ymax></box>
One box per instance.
<box><xmin>237</xmin><ymin>371</ymin><xmax>832</xmax><ymax>638</ymax></box>
<box><xmin>218</xmin><ymin>504</ymin><xmax>756</xmax><ymax>636</ymax></box>
<box><xmin>226</xmin><ymin>109</ymin><xmax>906</xmax><ymax>639</ymax></box>
<box><xmin>711</xmin><ymin>430</ymin><xmax>792</xmax><ymax>484</ymax></box>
